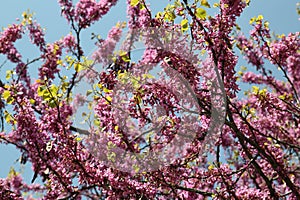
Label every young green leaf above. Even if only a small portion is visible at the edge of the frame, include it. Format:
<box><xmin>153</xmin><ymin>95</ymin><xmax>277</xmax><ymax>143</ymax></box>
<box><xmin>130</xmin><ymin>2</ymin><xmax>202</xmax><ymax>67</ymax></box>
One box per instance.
<box><xmin>6</xmin><ymin>70</ymin><xmax>13</xmax><ymax>80</ymax></box>
<box><xmin>130</xmin><ymin>0</ymin><xmax>139</xmax><ymax>7</ymax></box>
<box><xmin>201</xmin><ymin>0</ymin><xmax>211</xmax><ymax>8</ymax></box>
<box><xmin>164</xmin><ymin>11</ymin><xmax>176</xmax><ymax>22</ymax></box>
<box><xmin>86</xmin><ymin>90</ymin><xmax>93</xmax><ymax>96</ymax></box>
<box><xmin>195</xmin><ymin>8</ymin><xmax>207</xmax><ymax>20</ymax></box>
<box><xmin>2</xmin><ymin>90</ymin><xmax>10</xmax><ymax>101</ymax></box>
<box><xmin>2</xmin><ymin>90</ymin><xmax>14</xmax><ymax>104</ymax></box>
<box><xmin>74</xmin><ymin>62</ymin><xmax>84</xmax><ymax>72</ymax></box>
<box><xmin>181</xmin><ymin>19</ymin><xmax>189</xmax><ymax>32</ymax></box>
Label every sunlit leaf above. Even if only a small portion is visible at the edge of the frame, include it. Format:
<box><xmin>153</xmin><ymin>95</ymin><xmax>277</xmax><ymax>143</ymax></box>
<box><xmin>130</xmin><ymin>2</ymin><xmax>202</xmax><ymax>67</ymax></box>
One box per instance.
<box><xmin>181</xmin><ymin>19</ymin><xmax>189</xmax><ymax>32</ymax></box>
<box><xmin>142</xmin><ymin>74</ymin><xmax>155</xmax><ymax>79</ymax></box>
<box><xmin>119</xmin><ymin>50</ymin><xmax>130</xmax><ymax>62</ymax></box>
<box><xmin>4</xmin><ymin>110</ymin><xmax>13</xmax><ymax>123</ymax></box>
<box><xmin>257</xmin><ymin>15</ymin><xmax>263</xmax><ymax>20</ymax></box>
<box><xmin>29</xmin><ymin>99</ymin><xmax>36</xmax><ymax>105</ymax></box>
<box><xmin>103</xmin><ymin>87</ymin><xmax>112</xmax><ymax>93</ymax></box>
<box><xmin>164</xmin><ymin>11</ymin><xmax>176</xmax><ymax>22</ymax></box>
<box><xmin>37</xmin><ymin>86</ymin><xmax>45</xmax><ymax>97</ymax></box>
<box><xmin>2</xmin><ymin>90</ymin><xmax>10</xmax><ymax>101</ymax></box>
<box><xmin>74</xmin><ymin>62</ymin><xmax>84</xmax><ymax>72</ymax></box>
<box><xmin>86</xmin><ymin>90</ymin><xmax>93</xmax><ymax>96</ymax></box>
<box><xmin>106</xmin><ymin>95</ymin><xmax>112</xmax><ymax>103</ymax></box>
<box><xmin>195</xmin><ymin>8</ymin><xmax>207</xmax><ymax>20</ymax></box>
<box><xmin>6</xmin><ymin>70</ymin><xmax>13</xmax><ymax>80</ymax></box>
<box><xmin>2</xmin><ymin>90</ymin><xmax>14</xmax><ymax>104</ymax></box>
<box><xmin>201</xmin><ymin>0</ymin><xmax>211</xmax><ymax>8</ymax></box>
<box><xmin>48</xmin><ymin>99</ymin><xmax>57</xmax><ymax>108</ymax></box>
<box><xmin>7</xmin><ymin>97</ymin><xmax>14</xmax><ymax>104</ymax></box>
<box><xmin>213</xmin><ymin>3</ymin><xmax>219</xmax><ymax>8</ymax></box>
<box><xmin>50</xmin><ymin>84</ymin><xmax>58</xmax><ymax>96</ymax></box>
<box><xmin>130</xmin><ymin>0</ymin><xmax>139</xmax><ymax>7</ymax></box>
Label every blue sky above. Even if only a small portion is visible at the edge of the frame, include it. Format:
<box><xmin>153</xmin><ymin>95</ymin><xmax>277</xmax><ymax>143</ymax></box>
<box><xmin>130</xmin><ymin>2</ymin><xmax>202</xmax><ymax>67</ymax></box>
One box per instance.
<box><xmin>0</xmin><ymin>0</ymin><xmax>299</xmax><ymax>185</ymax></box>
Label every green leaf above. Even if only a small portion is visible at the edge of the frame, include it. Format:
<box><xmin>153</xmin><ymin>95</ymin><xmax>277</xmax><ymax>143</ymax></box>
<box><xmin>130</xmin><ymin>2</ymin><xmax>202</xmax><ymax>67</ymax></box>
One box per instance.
<box><xmin>195</xmin><ymin>8</ymin><xmax>207</xmax><ymax>20</ymax></box>
<box><xmin>257</xmin><ymin>15</ymin><xmax>263</xmax><ymax>21</ymax></box>
<box><xmin>135</xmin><ymin>95</ymin><xmax>142</xmax><ymax>104</ymax></box>
<box><xmin>2</xmin><ymin>90</ymin><xmax>14</xmax><ymax>104</ymax></box>
<box><xmin>43</xmin><ymin>92</ymin><xmax>51</xmax><ymax>101</ymax></box>
<box><xmin>249</xmin><ymin>17</ymin><xmax>255</xmax><ymax>24</ymax></box>
<box><xmin>74</xmin><ymin>62</ymin><xmax>84</xmax><ymax>72</ymax></box>
<box><xmin>2</xmin><ymin>90</ymin><xmax>10</xmax><ymax>101</ymax></box>
<box><xmin>4</xmin><ymin>110</ymin><xmax>13</xmax><ymax>123</ymax></box>
<box><xmin>86</xmin><ymin>90</ymin><xmax>93</xmax><ymax>96</ymax></box>
<box><xmin>131</xmin><ymin>78</ymin><xmax>140</xmax><ymax>90</ymax></box>
<box><xmin>103</xmin><ymin>87</ymin><xmax>112</xmax><ymax>93</ymax></box>
<box><xmin>278</xmin><ymin>94</ymin><xmax>286</xmax><ymax>100</ymax></box>
<box><xmin>155</xmin><ymin>11</ymin><xmax>163</xmax><ymax>19</ymax></box>
<box><xmin>174</xmin><ymin>0</ymin><xmax>181</xmax><ymax>7</ymax></box>
<box><xmin>208</xmin><ymin>164</ymin><xmax>214</xmax><ymax>170</ymax></box>
<box><xmin>61</xmin><ymin>82</ymin><xmax>69</xmax><ymax>92</ymax></box>
<box><xmin>130</xmin><ymin>0</ymin><xmax>139</xmax><ymax>7</ymax></box>
<box><xmin>7</xmin><ymin>97</ymin><xmax>14</xmax><ymax>104</ymax></box>
<box><xmin>139</xmin><ymin>2</ymin><xmax>145</xmax><ymax>10</ymax></box>
<box><xmin>164</xmin><ymin>11</ymin><xmax>176</xmax><ymax>22</ymax></box>
<box><xmin>50</xmin><ymin>84</ymin><xmax>58</xmax><ymax>96</ymax></box>
<box><xmin>37</xmin><ymin>86</ymin><xmax>45</xmax><ymax>97</ymax></box>
<box><xmin>29</xmin><ymin>99</ymin><xmax>36</xmax><ymax>104</ymax></box>
<box><xmin>213</xmin><ymin>3</ymin><xmax>219</xmax><ymax>8</ymax></box>
<box><xmin>106</xmin><ymin>95</ymin><xmax>112</xmax><ymax>103</ymax></box>
<box><xmin>252</xmin><ymin>86</ymin><xmax>259</xmax><ymax>94</ymax></box>
<box><xmin>6</xmin><ymin>70</ymin><xmax>13</xmax><ymax>80</ymax></box>
<box><xmin>181</xmin><ymin>19</ymin><xmax>189</xmax><ymax>32</ymax></box>
<box><xmin>48</xmin><ymin>99</ymin><xmax>57</xmax><ymax>108</ymax></box>
<box><xmin>133</xmin><ymin>164</ymin><xmax>140</xmax><ymax>173</ymax></box>
<box><xmin>119</xmin><ymin>51</ymin><xmax>131</xmax><ymax>63</ymax></box>
<box><xmin>83</xmin><ymin>58</ymin><xmax>94</xmax><ymax>67</ymax></box>
<box><xmin>8</xmin><ymin>167</ymin><xmax>18</xmax><ymax>178</ymax></box>
<box><xmin>121</xmin><ymin>55</ymin><xmax>130</xmax><ymax>62</ymax></box>
<box><xmin>50</xmin><ymin>86</ymin><xmax>58</xmax><ymax>98</ymax></box>
<box><xmin>201</xmin><ymin>0</ymin><xmax>211</xmax><ymax>8</ymax></box>
<box><xmin>94</xmin><ymin>119</ymin><xmax>100</xmax><ymax>127</ymax></box>
<box><xmin>142</xmin><ymin>74</ymin><xmax>155</xmax><ymax>79</ymax></box>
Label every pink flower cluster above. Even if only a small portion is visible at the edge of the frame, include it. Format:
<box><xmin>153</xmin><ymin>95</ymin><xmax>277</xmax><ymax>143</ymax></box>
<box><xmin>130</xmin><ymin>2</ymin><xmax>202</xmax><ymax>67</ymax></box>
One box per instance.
<box><xmin>60</xmin><ymin>33</ymin><xmax>78</xmax><ymax>55</ymax></box>
<box><xmin>0</xmin><ymin>24</ymin><xmax>23</xmax><ymax>63</ymax></box>
<box><xmin>192</xmin><ymin>0</ymin><xmax>247</xmax><ymax>97</ymax></box>
<box><xmin>126</xmin><ymin>0</ymin><xmax>152</xmax><ymax>28</ymax></box>
<box><xmin>92</xmin><ymin>25</ymin><xmax>123</xmax><ymax>66</ymax></box>
<box><xmin>59</xmin><ymin>0</ymin><xmax>118</xmax><ymax>28</ymax></box>
<box><xmin>0</xmin><ymin>0</ymin><xmax>300</xmax><ymax>199</ymax></box>
<box><xmin>268</xmin><ymin>33</ymin><xmax>300</xmax><ymax>91</ymax></box>
<box><xmin>242</xmin><ymin>71</ymin><xmax>291</xmax><ymax>94</ymax></box>
<box><xmin>28</xmin><ymin>22</ymin><xmax>46</xmax><ymax>52</ymax></box>
<box><xmin>236</xmin><ymin>34</ymin><xmax>264</xmax><ymax>69</ymax></box>
<box><xmin>0</xmin><ymin>174</ymin><xmax>42</xmax><ymax>199</ymax></box>
<box><xmin>58</xmin><ymin>0</ymin><xmax>75</xmax><ymax>23</ymax></box>
<box><xmin>39</xmin><ymin>42</ymin><xmax>62</xmax><ymax>80</ymax></box>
